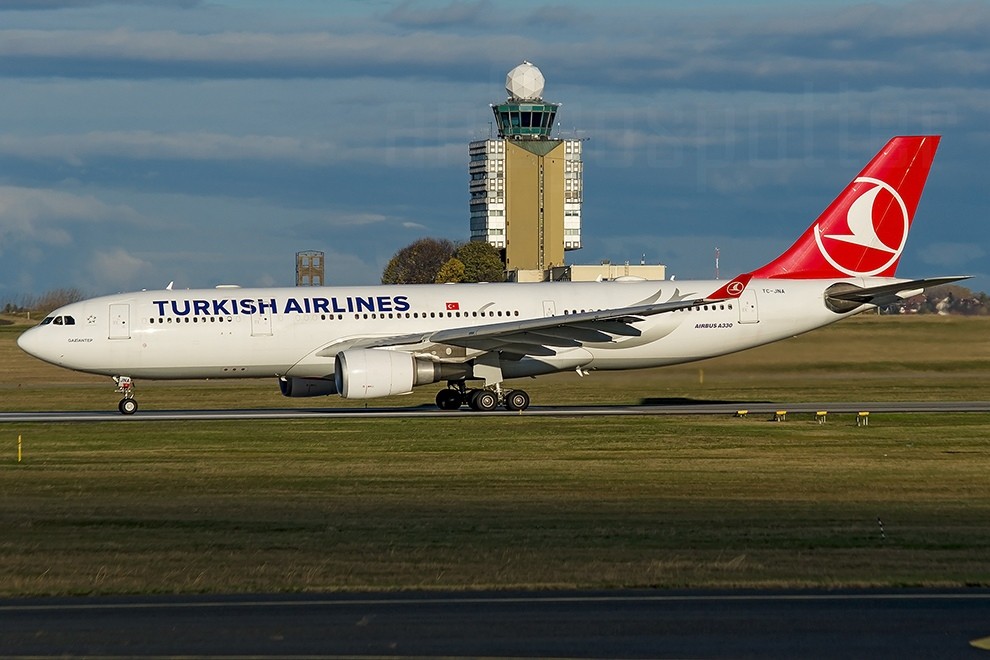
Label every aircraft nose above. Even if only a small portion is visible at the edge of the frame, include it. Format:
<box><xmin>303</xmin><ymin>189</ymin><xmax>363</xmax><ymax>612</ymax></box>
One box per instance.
<box><xmin>17</xmin><ymin>327</ymin><xmax>46</xmax><ymax>360</ymax></box>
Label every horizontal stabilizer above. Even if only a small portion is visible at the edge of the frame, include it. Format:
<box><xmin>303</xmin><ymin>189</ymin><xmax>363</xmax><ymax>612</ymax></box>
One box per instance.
<box><xmin>825</xmin><ymin>276</ymin><xmax>970</xmax><ymax>309</ymax></box>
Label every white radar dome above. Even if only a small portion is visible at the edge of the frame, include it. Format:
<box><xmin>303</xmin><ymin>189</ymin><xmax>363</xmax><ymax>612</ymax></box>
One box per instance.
<box><xmin>506</xmin><ymin>61</ymin><xmax>545</xmax><ymax>101</ymax></box>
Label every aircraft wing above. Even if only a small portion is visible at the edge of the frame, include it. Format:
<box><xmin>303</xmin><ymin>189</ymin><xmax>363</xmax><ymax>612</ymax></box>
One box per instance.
<box><xmin>414</xmin><ymin>296</ymin><xmax>710</xmax><ymax>356</ymax></box>
<box><xmin>825</xmin><ymin>276</ymin><xmax>970</xmax><ymax>307</ymax></box>
<box><xmin>317</xmin><ymin>295</ymin><xmax>713</xmax><ymax>360</ymax></box>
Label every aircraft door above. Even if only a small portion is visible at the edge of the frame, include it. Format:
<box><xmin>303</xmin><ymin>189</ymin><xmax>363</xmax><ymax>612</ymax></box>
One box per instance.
<box><xmin>542</xmin><ymin>300</ymin><xmax>556</xmax><ymax>317</ymax></box>
<box><xmin>109</xmin><ymin>303</ymin><xmax>130</xmax><ymax>339</ymax></box>
<box><xmin>738</xmin><ymin>290</ymin><xmax>759</xmax><ymax>324</ymax></box>
<box><xmin>251</xmin><ymin>311</ymin><xmax>273</xmax><ymax>336</ymax></box>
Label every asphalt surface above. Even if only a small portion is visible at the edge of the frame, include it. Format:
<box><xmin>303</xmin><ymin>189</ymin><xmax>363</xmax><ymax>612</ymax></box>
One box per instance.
<box><xmin>1</xmin><ymin>400</ymin><xmax>989</xmax><ymax>422</ymax></box>
<box><xmin>1</xmin><ymin>589</ymin><xmax>989</xmax><ymax>658</ymax></box>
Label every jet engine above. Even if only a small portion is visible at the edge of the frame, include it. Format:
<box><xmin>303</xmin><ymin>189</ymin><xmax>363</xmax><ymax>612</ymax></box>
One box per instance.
<box><xmin>334</xmin><ymin>349</ymin><xmax>469</xmax><ymax>400</ymax></box>
<box><xmin>278</xmin><ymin>376</ymin><xmax>339</xmax><ymax>397</ymax></box>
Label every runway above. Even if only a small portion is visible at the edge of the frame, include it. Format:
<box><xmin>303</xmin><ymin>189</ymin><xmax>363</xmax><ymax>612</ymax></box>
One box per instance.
<box><xmin>2</xmin><ymin>589</ymin><xmax>989</xmax><ymax>657</ymax></box>
<box><xmin>1</xmin><ymin>400</ymin><xmax>989</xmax><ymax>422</ymax></box>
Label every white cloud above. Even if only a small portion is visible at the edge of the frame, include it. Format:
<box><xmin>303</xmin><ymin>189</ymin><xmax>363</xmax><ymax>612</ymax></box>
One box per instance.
<box><xmin>323</xmin><ymin>249</ymin><xmax>383</xmax><ymax>286</ymax></box>
<box><xmin>0</xmin><ymin>0</ymin><xmax>986</xmax><ymax>92</ymax></box>
<box><xmin>0</xmin><ymin>185</ymin><xmax>144</xmax><ymax>253</ymax></box>
<box><xmin>324</xmin><ymin>212</ymin><xmax>389</xmax><ymax>227</ymax></box>
<box><xmin>87</xmin><ymin>247</ymin><xmax>153</xmax><ymax>292</ymax></box>
<box><xmin>0</xmin><ymin>130</ymin><xmax>471</xmax><ymax>169</ymax></box>
<box><xmin>0</xmin><ymin>131</ymin><xmax>339</xmax><ymax>165</ymax></box>
<box><xmin>0</xmin><ymin>27</ymin><xmax>530</xmax><ymax>71</ymax></box>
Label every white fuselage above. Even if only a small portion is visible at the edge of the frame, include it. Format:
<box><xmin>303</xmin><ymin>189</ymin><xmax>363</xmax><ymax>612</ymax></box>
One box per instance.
<box><xmin>17</xmin><ymin>278</ymin><xmax>872</xmax><ymax>385</ymax></box>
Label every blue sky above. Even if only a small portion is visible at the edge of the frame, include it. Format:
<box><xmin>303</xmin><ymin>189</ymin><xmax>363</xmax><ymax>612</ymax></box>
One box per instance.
<box><xmin>1</xmin><ymin>0</ymin><xmax>987</xmax><ymax>299</ymax></box>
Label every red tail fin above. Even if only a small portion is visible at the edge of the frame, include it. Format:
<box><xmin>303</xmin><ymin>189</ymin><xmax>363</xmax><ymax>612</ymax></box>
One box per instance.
<box><xmin>750</xmin><ymin>136</ymin><xmax>940</xmax><ymax>279</ymax></box>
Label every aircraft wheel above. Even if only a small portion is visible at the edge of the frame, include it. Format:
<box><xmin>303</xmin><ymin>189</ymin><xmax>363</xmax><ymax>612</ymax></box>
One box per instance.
<box><xmin>472</xmin><ymin>390</ymin><xmax>498</xmax><ymax>412</ymax></box>
<box><xmin>435</xmin><ymin>389</ymin><xmax>462</xmax><ymax>410</ymax></box>
<box><xmin>118</xmin><ymin>398</ymin><xmax>138</xmax><ymax>415</ymax></box>
<box><xmin>504</xmin><ymin>389</ymin><xmax>530</xmax><ymax>411</ymax></box>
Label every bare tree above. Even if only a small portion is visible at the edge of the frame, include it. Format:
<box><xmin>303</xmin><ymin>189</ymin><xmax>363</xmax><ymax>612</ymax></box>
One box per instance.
<box><xmin>11</xmin><ymin>288</ymin><xmax>87</xmax><ymax>316</ymax></box>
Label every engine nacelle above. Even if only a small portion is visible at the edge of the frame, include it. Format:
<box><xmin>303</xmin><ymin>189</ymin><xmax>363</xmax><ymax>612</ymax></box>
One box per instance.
<box><xmin>278</xmin><ymin>376</ymin><xmax>339</xmax><ymax>398</ymax></box>
<box><xmin>334</xmin><ymin>349</ymin><xmax>469</xmax><ymax>400</ymax></box>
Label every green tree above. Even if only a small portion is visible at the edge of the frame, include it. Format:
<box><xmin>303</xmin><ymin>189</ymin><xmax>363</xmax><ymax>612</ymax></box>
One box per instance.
<box><xmin>381</xmin><ymin>238</ymin><xmax>456</xmax><ymax>284</ymax></box>
<box><xmin>435</xmin><ymin>257</ymin><xmax>466</xmax><ymax>283</ymax></box>
<box><xmin>455</xmin><ymin>240</ymin><xmax>505</xmax><ymax>283</ymax></box>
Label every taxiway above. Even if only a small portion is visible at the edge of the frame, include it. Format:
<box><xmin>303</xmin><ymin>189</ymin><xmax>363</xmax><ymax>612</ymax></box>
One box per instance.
<box><xmin>2</xmin><ymin>589</ymin><xmax>989</xmax><ymax>657</ymax></box>
<box><xmin>0</xmin><ymin>400</ymin><xmax>988</xmax><ymax>422</ymax></box>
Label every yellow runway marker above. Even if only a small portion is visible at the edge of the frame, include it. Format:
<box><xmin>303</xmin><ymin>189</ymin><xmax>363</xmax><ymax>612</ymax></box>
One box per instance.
<box><xmin>971</xmin><ymin>636</ymin><xmax>990</xmax><ymax>650</ymax></box>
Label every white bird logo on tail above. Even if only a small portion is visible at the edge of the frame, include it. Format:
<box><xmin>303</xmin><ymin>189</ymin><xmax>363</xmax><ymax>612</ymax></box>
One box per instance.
<box><xmin>814</xmin><ymin>176</ymin><xmax>910</xmax><ymax>277</ymax></box>
<box><xmin>824</xmin><ymin>184</ymin><xmax>898</xmax><ymax>253</ymax></box>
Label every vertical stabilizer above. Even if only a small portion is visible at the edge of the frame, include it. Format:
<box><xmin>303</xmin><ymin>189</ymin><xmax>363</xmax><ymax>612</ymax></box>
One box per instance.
<box><xmin>750</xmin><ymin>136</ymin><xmax>940</xmax><ymax>279</ymax></box>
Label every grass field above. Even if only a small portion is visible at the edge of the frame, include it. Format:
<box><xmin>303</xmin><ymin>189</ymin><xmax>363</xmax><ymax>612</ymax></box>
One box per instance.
<box><xmin>1</xmin><ymin>314</ymin><xmax>989</xmax><ymax>595</ymax></box>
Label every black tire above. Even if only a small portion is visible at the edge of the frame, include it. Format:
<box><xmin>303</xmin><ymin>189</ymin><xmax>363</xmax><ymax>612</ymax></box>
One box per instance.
<box><xmin>504</xmin><ymin>389</ymin><xmax>530</xmax><ymax>411</ymax></box>
<box><xmin>435</xmin><ymin>389</ymin><xmax>462</xmax><ymax>410</ymax></box>
<box><xmin>118</xmin><ymin>398</ymin><xmax>138</xmax><ymax>415</ymax></box>
<box><xmin>473</xmin><ymin>390</ymin><xmax>498</xmax><ymax>412</ymax></box>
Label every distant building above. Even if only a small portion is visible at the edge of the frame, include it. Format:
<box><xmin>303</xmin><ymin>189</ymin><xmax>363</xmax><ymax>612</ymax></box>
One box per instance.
<box><xmin>567</xmin><ymin>261</ymin><xmax>666</xmax><ymax>282</ymax></box>
<box><xmin>295</xmin><ymin>250</ymin><xmax>325</xmax><ymax>286</ymax></box>
<box><xmin>469</xmin><ymin>62</ymin><xmax>583</xmax><ymax>279</ymax></box>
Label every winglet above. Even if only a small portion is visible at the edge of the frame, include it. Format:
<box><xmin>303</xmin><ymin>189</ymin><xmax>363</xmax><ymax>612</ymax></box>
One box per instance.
<box><xmin>707</xmin><ymin>273</ymin><xmax>752</xmax><ymax>301</ymax></box>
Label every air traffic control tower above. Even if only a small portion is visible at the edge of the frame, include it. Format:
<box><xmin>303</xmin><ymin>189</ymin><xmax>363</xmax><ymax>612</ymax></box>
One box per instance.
<box><xmin>469</xmin><ymin>62</ymin><xmax>583</xmax><ymax>280</ymax></box>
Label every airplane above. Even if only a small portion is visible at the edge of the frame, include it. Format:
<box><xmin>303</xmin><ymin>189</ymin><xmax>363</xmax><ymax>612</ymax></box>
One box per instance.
<box><xmin>17</xmin><ymin>135</ymin><xmax>967</xmax><ymax>414</ymax></box>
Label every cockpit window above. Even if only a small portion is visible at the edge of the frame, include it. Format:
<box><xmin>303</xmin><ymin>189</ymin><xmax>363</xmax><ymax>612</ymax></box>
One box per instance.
<box><xmin>48</xmin><ymin>315</ymin><xmax>75</xmax><ymax>326</ymax></box>
<box><xmin>40</xmin><ymin>317</ymin><xmax>54</xmax><ymax>326</ymax></box>
<box><xmin>53</xmin><ymin>316</ymin><xmax>63</xmax><ymax>326</ymax></box>
<box><xmin>64</xmin><ymin>316</ymin><xmax>75</xmax><ymax>325</ymax></box>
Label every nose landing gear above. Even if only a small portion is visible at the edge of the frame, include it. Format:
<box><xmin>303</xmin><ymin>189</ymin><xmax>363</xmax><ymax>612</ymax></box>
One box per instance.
<box><xmin>114</xmin><ymin>376</ymin><xmax>138</xmax><ymax>415</ymax></box>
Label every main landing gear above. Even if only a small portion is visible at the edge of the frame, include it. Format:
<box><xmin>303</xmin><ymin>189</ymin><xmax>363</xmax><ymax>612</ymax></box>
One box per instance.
<box><xmin>114</xmin><ymin>376</ymin><xmax>138</xmax><ymax>415</ymax></box>
<box><xmin>435</xmin><ymin>382</ymin><xmax>530</xmax><ymax>412</ymax></box>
